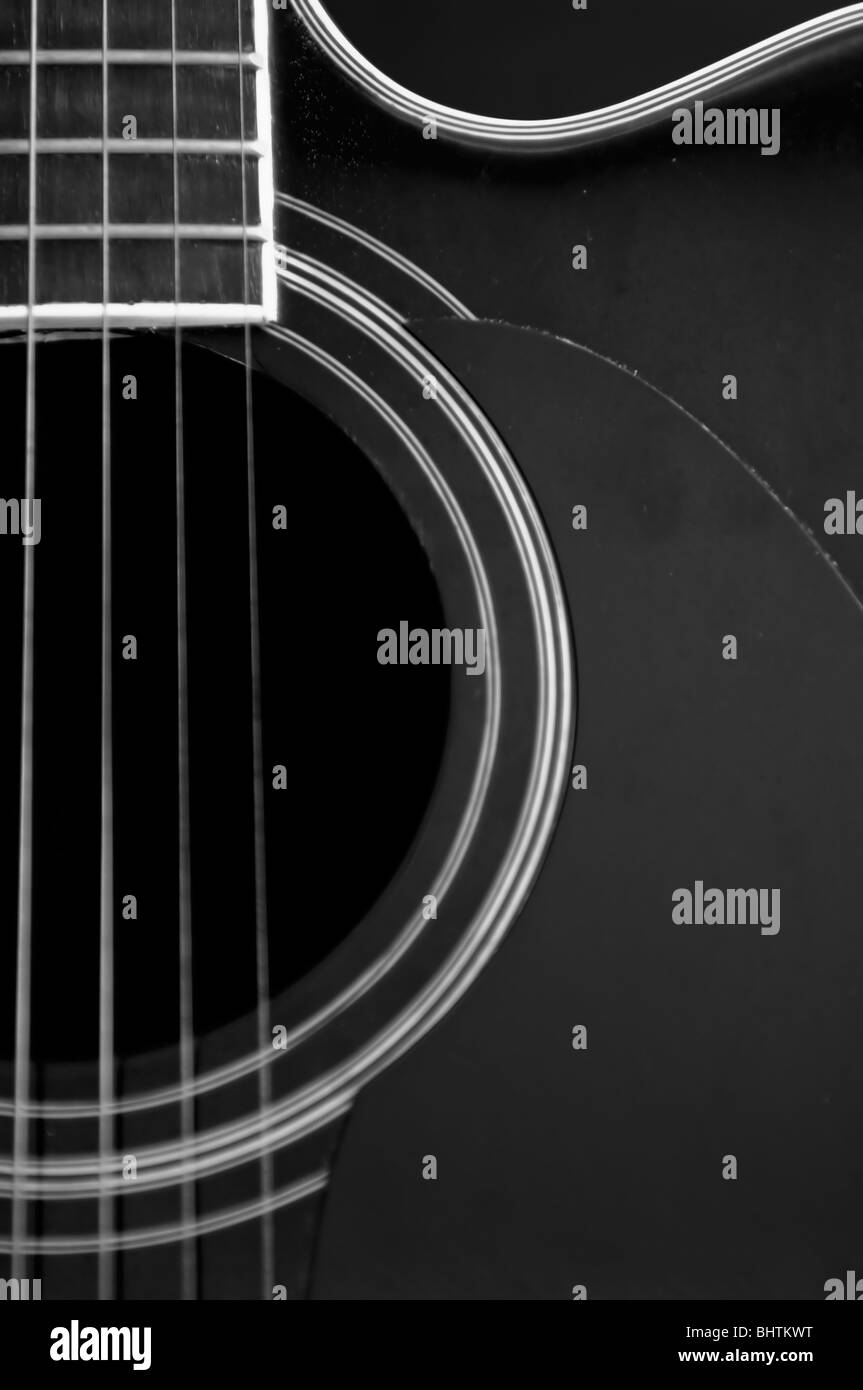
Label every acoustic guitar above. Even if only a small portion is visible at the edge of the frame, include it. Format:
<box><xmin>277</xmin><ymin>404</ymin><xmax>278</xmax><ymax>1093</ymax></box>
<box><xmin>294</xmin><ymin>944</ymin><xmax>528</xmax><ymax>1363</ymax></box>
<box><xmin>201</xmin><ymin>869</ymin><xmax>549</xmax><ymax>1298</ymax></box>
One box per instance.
<box><xmin>1</xmin><ymin>0</ymin><xmax>861</xmax><ymax>1302</ymax></box>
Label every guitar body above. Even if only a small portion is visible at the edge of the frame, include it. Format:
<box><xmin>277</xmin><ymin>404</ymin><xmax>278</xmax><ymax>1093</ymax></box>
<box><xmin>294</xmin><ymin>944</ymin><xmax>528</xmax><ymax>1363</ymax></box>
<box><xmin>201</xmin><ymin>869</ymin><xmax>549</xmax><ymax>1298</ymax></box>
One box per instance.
<box><xmin>1</xmin><ymin>0</ymin><xmax>862</xmax><ymax>1301</ymax></box>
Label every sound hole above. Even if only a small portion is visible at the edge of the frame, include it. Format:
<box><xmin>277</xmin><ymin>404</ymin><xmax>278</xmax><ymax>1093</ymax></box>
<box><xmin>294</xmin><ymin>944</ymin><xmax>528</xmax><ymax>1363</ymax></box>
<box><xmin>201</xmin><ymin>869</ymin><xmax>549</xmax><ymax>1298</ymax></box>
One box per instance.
<box><xmin>0</xmin><ymin>335</ymin><xmax>449</xmax><ymax>1073</ymax></box>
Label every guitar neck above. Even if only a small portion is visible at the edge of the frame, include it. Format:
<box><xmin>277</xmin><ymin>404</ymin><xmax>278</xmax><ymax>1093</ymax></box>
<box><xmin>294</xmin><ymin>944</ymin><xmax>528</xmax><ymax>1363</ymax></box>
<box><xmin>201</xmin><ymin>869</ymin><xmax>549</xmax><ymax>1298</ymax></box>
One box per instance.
<box><xmin>0</xmin><ymin>0</ymin><xmax>275</xmax><ymax>328</ymax></box>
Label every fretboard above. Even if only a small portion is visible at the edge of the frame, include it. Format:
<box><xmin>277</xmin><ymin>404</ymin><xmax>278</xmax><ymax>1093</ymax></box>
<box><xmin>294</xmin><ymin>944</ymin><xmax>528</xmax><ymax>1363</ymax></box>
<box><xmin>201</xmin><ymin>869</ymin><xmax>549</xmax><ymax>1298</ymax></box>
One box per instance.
<box><xmin>0</xmin><ymin>0</ymin><xmax>275</xmax><ymax>326</ymax></box>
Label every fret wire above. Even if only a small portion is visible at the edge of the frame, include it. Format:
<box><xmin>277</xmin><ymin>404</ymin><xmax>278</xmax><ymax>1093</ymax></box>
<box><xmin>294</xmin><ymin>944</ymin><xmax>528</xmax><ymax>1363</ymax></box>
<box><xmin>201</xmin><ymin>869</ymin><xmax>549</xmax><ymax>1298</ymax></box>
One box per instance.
<box><xmin>0</xmin><ymin>49</ymin><xmax>264</xmax><ymax>65</ymax></box>
<box><xmin>0</xmin><ymin>226</ymin><xmax>268</xmax><ymax>240</ymax></box>
<box><xmin>0</xmin><ymin>139</ymin><xmax>264</xmax><ymax>153</ymax></box>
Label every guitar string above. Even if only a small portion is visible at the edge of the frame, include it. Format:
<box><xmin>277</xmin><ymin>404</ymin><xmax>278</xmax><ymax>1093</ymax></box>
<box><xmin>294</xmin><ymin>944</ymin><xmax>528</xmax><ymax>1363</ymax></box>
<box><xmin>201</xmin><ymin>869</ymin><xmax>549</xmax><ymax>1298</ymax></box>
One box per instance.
<box><xmin>10</xmin><ymin>0</ymin><xmax>40</xmax><ymax>1285</ymax></box>
<box><xmin>7</xmin><ymin>5</ymin><xmax>269</xmax><ymax>1289</ymax></box>
<box><xmin>238</xmin><ymin>0</ymin><xmax>275</xmax><ymax>1299</ymax></box>
<box><xmin>97</xmin><ymin>0</ymin><xmax>117</xmax><ymax>1301</ymax></box>
<box><xmin>171</xmin><ymin>0</ymin><xmax>198</xmax><ymax>1302</ymax></box>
